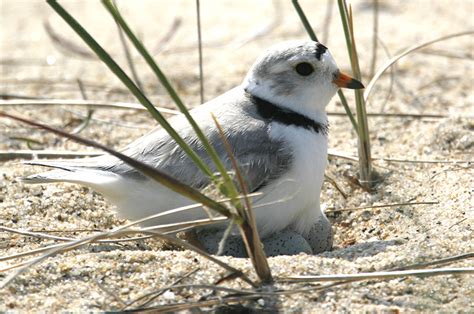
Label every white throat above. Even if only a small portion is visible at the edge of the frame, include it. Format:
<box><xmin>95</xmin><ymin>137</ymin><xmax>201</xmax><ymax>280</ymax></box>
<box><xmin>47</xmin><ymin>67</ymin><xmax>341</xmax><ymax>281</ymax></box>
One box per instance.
<box><xmin>242</xmin><ymin>78</ymin><xmax>334</xmax><ymax>125</ymax></box>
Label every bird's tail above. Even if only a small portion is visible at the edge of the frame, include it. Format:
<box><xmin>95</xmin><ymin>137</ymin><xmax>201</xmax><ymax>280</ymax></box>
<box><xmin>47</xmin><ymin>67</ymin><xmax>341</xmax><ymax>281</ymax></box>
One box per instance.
<box><xmin>21</xmin><ymin>160</ymin><xmax>120</xmax><ymax>188</ymax></box>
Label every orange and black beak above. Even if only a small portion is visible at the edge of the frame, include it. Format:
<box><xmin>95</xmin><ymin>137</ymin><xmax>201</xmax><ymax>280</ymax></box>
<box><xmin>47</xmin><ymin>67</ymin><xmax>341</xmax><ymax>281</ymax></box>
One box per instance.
<box><xmin>333</xmin><ymin>71</ymin><xmax>364</xmax><ymax>89</ymax></box>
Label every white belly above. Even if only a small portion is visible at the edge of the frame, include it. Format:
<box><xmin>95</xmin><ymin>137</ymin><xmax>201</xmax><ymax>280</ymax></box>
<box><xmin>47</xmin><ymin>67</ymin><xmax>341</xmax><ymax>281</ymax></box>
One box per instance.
<box><xmin>251</xmin><ymin>123</ymin><xmax>328</xmax><ymax>236</ymax></box>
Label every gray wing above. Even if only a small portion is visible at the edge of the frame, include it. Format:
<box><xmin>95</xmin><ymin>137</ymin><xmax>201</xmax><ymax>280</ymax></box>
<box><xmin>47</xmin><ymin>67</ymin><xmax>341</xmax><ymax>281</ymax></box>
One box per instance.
<box><xmin>103</xmin><ymin>87</ymin><xmax>293</xmax><ymax>192</ymax></box>
<box><xmin>54</xmin><ymin>87</ymin><xmax>293</xmax><ymax>193</ymax></box>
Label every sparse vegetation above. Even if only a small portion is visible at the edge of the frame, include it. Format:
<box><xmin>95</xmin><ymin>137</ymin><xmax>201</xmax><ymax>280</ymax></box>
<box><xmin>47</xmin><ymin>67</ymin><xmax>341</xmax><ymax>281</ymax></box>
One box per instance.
<box><xmin>0</xmin><ymin>0</ymin><xmax>473</xmax><ymax>311</ymax></box>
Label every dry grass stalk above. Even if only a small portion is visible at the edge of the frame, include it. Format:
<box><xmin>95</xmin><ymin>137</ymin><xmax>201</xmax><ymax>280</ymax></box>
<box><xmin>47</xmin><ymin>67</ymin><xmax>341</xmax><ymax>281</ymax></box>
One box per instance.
<box><xmin>326</xmin><ymin>201</ymin><xmax>439</xmax><ymax>213</ymax></box>
<box><xmin>280</xmin><ymin>267</ymin><xmax>474</xmax><ymax>283</ymax></box>
<box><xmin>123</xmin><ymin>268</ymin><xmax>200</xmax><ymax>309</ymax></box>
<box><xmin>211</xmin><ymin>114</ymin><xmax>273</xmax><ymax>283</ymax></box>
<box><xmin>195</xmin><ymin>0</ymin><xmax>204</xmax><ymax>104</ymax></box>
<box><xmin>0</xmin><ymin>99</ymin><xmax>180</xmax><ymax>114</ymax></box>
<box><xmin>390</xmin><ymin>252</ymin><xmax>474</xmax><ymax>271</ymax></box>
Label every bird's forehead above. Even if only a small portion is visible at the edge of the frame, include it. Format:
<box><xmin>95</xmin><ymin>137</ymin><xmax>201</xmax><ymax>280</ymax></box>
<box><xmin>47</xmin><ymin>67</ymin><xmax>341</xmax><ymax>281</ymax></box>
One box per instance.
<box><xmin>319</xmin><ymin>49</ymin><xmax>337</xmax><ymax>69</ymax></box>
<box><xmin>263</xmin><ymin>45</ymin><xmax>333</xmax><ymax>68</ymax></box>
<box><xmin>263</xmin><ymin>42</ymin><xmax>330</xmax><ymax>64</ymax></box>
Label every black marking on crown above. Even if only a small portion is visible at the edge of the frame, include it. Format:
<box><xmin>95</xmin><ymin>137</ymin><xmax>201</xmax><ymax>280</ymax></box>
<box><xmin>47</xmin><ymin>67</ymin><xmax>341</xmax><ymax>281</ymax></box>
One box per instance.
<box><xmin>315</xmin><ymin>43</ymin><xmax>328</xmax><ymax>60</ymax></box>
<box><xmin>246</xmin><ymin>92</ymin><xmax>328</xmax><ymax>135</ymax></box>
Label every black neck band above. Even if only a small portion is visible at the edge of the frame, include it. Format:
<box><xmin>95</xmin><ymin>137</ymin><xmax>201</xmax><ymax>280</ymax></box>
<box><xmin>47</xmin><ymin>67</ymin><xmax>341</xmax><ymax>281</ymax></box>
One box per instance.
<box><xmin>247</xmin><ymin>93</ymin><xmax>328</xmax><ymax>135</ymax></box>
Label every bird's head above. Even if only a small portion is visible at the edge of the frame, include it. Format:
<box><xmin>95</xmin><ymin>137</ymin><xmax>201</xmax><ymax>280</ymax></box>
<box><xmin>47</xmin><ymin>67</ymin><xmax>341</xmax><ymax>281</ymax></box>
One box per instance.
<box><xmin>242</xmin><ymin>40</ymin><xmax>364</xmax><ymax>122</ymax></box>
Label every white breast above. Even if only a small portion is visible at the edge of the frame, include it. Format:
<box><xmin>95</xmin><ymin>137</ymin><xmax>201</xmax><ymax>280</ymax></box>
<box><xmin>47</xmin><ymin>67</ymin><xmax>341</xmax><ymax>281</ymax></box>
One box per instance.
<box><xmin>251</xmin><ymin>122</ymin><xmax>328</xmax><ymax>237</ymax></box>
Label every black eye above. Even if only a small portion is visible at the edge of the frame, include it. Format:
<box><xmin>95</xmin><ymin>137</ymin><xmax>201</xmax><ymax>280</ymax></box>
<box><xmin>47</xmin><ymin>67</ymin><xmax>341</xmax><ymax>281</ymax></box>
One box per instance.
<box><xmin>295</xmin><ymin>62</ymin><xmax>314</xmax><ymax>76</ymax></box>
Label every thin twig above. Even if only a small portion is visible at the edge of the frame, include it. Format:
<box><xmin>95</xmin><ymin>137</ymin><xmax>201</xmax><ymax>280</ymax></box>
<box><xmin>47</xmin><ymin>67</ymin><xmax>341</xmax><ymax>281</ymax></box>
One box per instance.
<box><xmin>127</xmin><ymin>283</ymin><xmax>281</xmax><ymax>312</ymax></box>
<box><xmin>152</xmin><ymin>18</ymin><xmax>182</xmax><ymax>55</ymax></box>
<box><xmin>1</xmin><ymin>226</ymin><xmax>73</xmax><ymax>242</ymax></box>
<box><xmin>155</xmin><ymin>2</ymin><xmax>282</xmax><ymax>52</ymax></box>
<box><xmin>0</xmin><ymin>150</ymin><xmax>101</xmax><ymax>161</ymax></box>
<box><xmin>336</xmin><ymin>90</ymin><xmax>359</xmax><ymax>133</ymax></box>
<box><xmin>280</xmin><ymin>267</ymin><xmax>474</xmax><ymax>283</ymax></box>
<box><xmin>448</xmin><ymin>218</ymin><xmax>469</xmax><ymax>230</ymax></box>
<box><xmin>327</xmin><ymin>112</ymin><xmax>449</xmax><ymax>119</ymax></box>
<box><xmin>324</xmin><ymin>174</ymin><xmax>347</xmax><ymax>199</ymax></box>
<box><xmin>217</xmin><ymin>222</ymin><xmax>236</xmax><ymax>256</ymax></box>
<box><xmin>374</xmin><ymin>157</ymin><xmax>471</xmax><ymax>164</ymax></box>
<box><xmin>30</xmin><ymin>229</ymin><xmax>101</xmax><ymax>233</ymax></box>
<box><xmin>6</xmin><ymin>99</ymin><xmax>450</xmax><ymax>119</ymax></box>
<box><xmin>43</xmin><ymin>20</ymin><xmax>96</xmax><ymax>59</ymax></box>
<box><xmin>0</xmin><ymin>93</ymin><xmax>49</xmax><ymax>100</ymax></box>
<box><xmin>391</xmin><ymin>252</ymin><xmax>474</xmax><ymax>271</ymax></box>
<box><xmin>429</xmin><ymin>164</ymin><xmax>473</xmax><ymax>180</ymax></box>
<box><xmin>0</xmin><ymin>99</ymin><xmax>180</xmax><ymax>114</ymax></box>
<box><xmin>123</xmin><ymin>268</ymin><xmax>200</xmax><ymax>310</ymax></box>
<box><xmin>326</xmin><ymin>201</ymin><xmax>438</xmax><ymax>213</ymax></box>
<box><xmin>1</xmin><ymin>78</ymin><xmax>130</xmax><ymax>95</ymax></box>
<box><xmin>77</xmin><ymin>78</ymin><xmax>88</xmax><ymax>100</ymax></box>
<box><xmin>196</xmin><ymin>0</ymin><xmax>204</xmax><ymax>104</ymax></box>
<box><xmin>94</xmin><ymin>280</ymin><xmax>127</xmax><ymax>308</ymax></box>
<box><xmin>58</xmin><ymin>107</ymin><xmax>150</xmax><ymax>129</ymax></box>
<box><xmin>0</xmin><ymin>242</ymin><xmax>66</xmax><ymax>266</ymax></box>
<box><xmin>71</xmin><ymin>79</ymin><xmax>94</xmax><ymax>134</ymax></box>
<box><xmin>8</xmin><ymin>136</ymin><xmax>44</xmax><ymax>150</ymax></box>
<box><xmin>142</xmin><ymin>295</ymin><xmax>261</xmax><ymax>312</ymax></box>
<box><xmin>327</xmin><ymin>149</ymin><xmax>471</xmax><ymax>164</ymax></box>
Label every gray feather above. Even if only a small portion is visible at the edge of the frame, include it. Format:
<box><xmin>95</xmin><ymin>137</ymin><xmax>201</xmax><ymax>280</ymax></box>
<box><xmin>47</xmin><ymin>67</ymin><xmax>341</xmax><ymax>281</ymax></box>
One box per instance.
<box><xmin>26</xmin><ymin>87</ymin><xmax>294</xmax><ymax>193</ymax></box>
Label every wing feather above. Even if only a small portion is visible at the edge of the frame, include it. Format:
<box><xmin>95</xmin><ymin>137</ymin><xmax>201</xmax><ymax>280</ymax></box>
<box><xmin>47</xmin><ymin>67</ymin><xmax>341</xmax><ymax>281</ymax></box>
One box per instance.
<box><xmin>26</xmin><ymin>87</ymin><xmax>293</xmax><ymax>193</ymax></box>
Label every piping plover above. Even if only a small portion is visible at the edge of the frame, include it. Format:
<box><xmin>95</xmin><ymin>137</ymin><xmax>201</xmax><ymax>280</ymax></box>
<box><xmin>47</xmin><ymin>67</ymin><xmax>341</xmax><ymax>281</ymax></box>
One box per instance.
<box><xmin>23</xmin><ymin>40</ymin><xmax>363</xmax><ymax>256</ymax></box>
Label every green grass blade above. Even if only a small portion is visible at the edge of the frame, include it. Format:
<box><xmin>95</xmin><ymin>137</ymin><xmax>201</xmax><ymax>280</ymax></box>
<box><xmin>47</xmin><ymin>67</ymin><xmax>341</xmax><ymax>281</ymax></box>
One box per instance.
<box><xmin>338</xmin><ymin>1</ymin><xmax>373</xmax><ymax>186</ymax></box>
<box><xmin>101</xmin><ymin>0</ymin><xmax>242</xmax><ymax>202</ymax></box>
<box><xmin>46</xmin><ymin>0</ymin><xmax>215</xmax><ymax>179</ymax></box>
